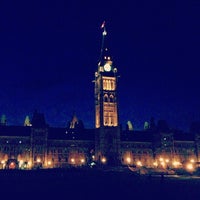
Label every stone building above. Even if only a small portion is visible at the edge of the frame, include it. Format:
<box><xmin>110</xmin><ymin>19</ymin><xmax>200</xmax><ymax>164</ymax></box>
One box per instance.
<box><xmin>0</xmin><ymin>25</ymin><xmax>200</xmax><ymax>170</ymax></box>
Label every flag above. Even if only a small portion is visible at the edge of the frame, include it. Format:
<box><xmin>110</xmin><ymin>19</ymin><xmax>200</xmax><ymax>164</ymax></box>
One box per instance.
<box><xmin>101</xmin><ymin>21</ymin><xmax>105</xmax><ymax>29</ymax></box>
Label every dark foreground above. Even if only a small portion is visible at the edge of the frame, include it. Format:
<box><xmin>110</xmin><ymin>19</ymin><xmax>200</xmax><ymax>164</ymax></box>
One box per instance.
<box><xmin>0</xmin><ymin>168</ymin><xmax>200</xmax><ymax>200</ymax></box>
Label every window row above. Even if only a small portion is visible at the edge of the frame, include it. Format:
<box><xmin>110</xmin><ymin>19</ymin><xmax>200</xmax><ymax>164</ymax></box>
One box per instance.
<box><xmin>103</xmin><ymin>94</ymin><xmax>115</xmax><ymax>102</ymax></box>
<box><xmin>103</xmin><ymin>79</ymin><xmax>116</xmax><ymax>90</ymax></box>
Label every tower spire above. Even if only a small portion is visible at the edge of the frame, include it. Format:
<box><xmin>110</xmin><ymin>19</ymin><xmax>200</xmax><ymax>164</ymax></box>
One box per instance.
<box><xmin>98</xmin><ymin>21</ymin><xmax>110</xmax><ymax>66</ymax></box>
<box><xmin>95</xmin><ymin>23</ymin><xmax>120</xmax><ymax>165</ymax></box>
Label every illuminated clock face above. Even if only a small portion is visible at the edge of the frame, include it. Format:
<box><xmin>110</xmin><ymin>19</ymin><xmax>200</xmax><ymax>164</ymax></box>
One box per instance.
<box><xmin>104</xmin><ymin>63</ymin><xmax>111</xmax><ymax>72</ymax></box>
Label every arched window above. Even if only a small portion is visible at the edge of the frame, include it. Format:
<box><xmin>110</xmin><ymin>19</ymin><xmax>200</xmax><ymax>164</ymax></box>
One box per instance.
<box><xmin>103</xmin><ymin>80</ymin><xmax>106</xmax><ymax>89</ymax></box>
<box><xmin>109</xmin><ymin>94</ymin><xmax>114</xmax><ymax>102</ymax></box>
<box><xmin>108</xmin><ymin>80</ymin><xmax>111</xmax><ymax>90</ymax></box>
<box><xmin>104</xmin><ymin>94</ymin><xmax>108</xmax><ymax>102</ymax></box>
<box><xmin>106</xmin><ymin>80</ymin><xmax>109</xmax><ymax>90</ymax></box>
<box><xmin>104</xmin><ymin>118</ymin><xmax>108</xmax><ymax>125</ymax></box>
<box><xmin>111</xmin><ymin>81</ymin><xmax>114</xmax><ymax>90</ymax></box>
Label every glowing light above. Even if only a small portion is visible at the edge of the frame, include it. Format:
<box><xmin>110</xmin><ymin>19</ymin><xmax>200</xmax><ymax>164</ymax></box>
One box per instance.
<box><xmin>103</xmin><ymin>30</ymin><xmax>107</xmax><ymax>36</ymax></box>
<box><xmin>153</xmin><ymin>162</ymin><xmax>158</xmax><ymax>167</ymax></box>
<box><xmin>92</xmin><ymin>155</ymin><xmax>95</xmax><ymax>160</ymax></box>
<box><xmin>190</xmin><ymin>159</ymin><xmax>195</xmax><ymax>163</ymax></box>
<box><xmin>186</xmin><ymin>163</ymin><xmax>194</xmax><ymax>171</ymax></box>
<box><xmin>1</xmin><ymin>160</ymin><xmax>5</xmax><ymax>164</ymax></box>
<box><xmin>161</xmin><ymin>161</ymin><xmax>165</xmax><ymax>168</ymax></box>
<box><xmin>101</xmin><ymin>157</ymin><xmax>106</xmax><ymax>163</ymax></box>
<box><xmin>172</xmin><ymin>161</ymin><xmax>181</xmax><ymax>168</ymax></box>
<box><xmin>37</xmin><ymin>158</ymin><xmax>41</xmax><ymax>163</ymax></box>
<box><xmin>71</xmin><ymin>158</ymin><xmax>75</xmax><ymax>163</ymax></box>
<box><xmin>90</xmin><ymin>162</ymin><xmax>96</xmax><ymax>167</ymax></box>
<box><xmin>18</xmin><ymin>160</ymin><xmax>23</xmax><ymax>167</ymax></box>
<box><xmin>28</xmin><ymin>161</ymin><xmax>32</xmax><ymax>167</ymax></box>
<box><xmin>81</xmin><ymin>159</ymin><xmax>85</xmax><ymax>163</ymax></box>
<box><xmin>10</xmin><ymin>162</ymin><xmax>14</xmax><ymax>166</ymax></box>
<box><xmin>165</xmin><ymin>159</ymin><xmax>169</xmax><ymax>163</ymax></box>
<box><xmin>47</xmin><ymin>161</ymin><xmax>51</xmax><ymax>165</ymax></box>
<box><xmin>126</xmin><ymin>157</ymin><xmax>131</xmax><ymax>164</ymax></box>
<box><xmin>159</xmin><ymin>157</ymin><xmax>163</xmax><ymax>162</ymax></box>
<box><xmin>136</xmin><ymin>161</ymin><xmax>142</xmax><ymax>167</ymax></box>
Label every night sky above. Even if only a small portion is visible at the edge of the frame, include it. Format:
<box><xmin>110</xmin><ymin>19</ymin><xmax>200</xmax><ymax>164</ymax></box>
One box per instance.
<box><xmin>0</xmin><ymin>1</ymin><xmax>200</xmax><ymax>131</ymax></box>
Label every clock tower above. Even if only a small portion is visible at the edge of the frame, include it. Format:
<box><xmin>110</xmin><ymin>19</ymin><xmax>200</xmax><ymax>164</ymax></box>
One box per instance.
<box><xmin>94</xmin><ymin>22</ymin><xmax>120</xmax><ymax>166</ymax></box>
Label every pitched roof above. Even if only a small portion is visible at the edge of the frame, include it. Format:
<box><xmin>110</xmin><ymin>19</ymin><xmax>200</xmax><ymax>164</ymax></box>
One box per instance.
<box><xmin>121</xmin><ymin>130</ymin><xmax>153</xmax><ymax>142</ymax></box>
<box><xmin>48</xmin><ymin>127</ymin><xmax>95</xmax><ymax>141</ymax></box>
<box><xmin>0</xmin><ymin>126</ymin><xmax>31</xmax><ymax>137</ymax></box>
<box><xmin>173</xmin><ymin>132</ymin><xmax>195</xmax><ymax>141</ymax></box>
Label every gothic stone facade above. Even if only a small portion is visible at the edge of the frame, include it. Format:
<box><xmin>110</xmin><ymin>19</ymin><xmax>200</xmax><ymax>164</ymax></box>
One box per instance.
<box><xmin>0</xmin><ymin>27</ymin><xmax>200</xmax><ymax>170</ymax></box>
<box><xmin>0</xmin><ymin>115</ymin><xmax>200</xmax><ymax>169</ymax></box>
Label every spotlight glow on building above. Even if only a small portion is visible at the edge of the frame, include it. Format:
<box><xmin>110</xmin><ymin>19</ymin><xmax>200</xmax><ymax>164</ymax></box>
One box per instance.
<box><xmin>126</xmin><ymin>157</ymin><xmax>131</xmax><ymax>164</ymax></box>
<box><xmin>186</xmin><ymin>163</ymin><xmax>195</xmax><ymax>172</ymax></box>
<box><xmin>136</xmin><ymin>161</ymin><xmax>142</xmax><ymax>167</ymax></box>
<box><xmin>101</xmin><ymin>157</ymin><xmax>106</xmax><ymax>163</ymax></box>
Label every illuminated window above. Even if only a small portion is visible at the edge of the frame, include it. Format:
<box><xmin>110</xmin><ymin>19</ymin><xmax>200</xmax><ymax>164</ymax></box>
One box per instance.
<box><xmin>111</xmin><ymin>81</ymin><xmax>114</xmax><ymax>90</ymax></box>
<box><xmin>103</xmin><ymin>80</ymin><xmax>106</xmax><ymax>89</ymax></box>
<box><xmin>108</xmin><ymin>80</ymin><xmax>111</xmax><ymax>90</ymax></box>
<box><xmin>106</xmin><ymin>80</ymin><xmax>109</xmax><ymax>89</ymax></box>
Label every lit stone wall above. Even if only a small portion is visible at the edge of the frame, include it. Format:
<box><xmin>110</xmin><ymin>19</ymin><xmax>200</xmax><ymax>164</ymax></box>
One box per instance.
<box><xmin>0</xmin><ymin>135</ymin><xmax>94</xmax><ymax>169</ymax></box>
<box><xmin>47</xmin><ymin>140</ymin><xmax>94</xmax><ymax>168</ymax></box>
<box><xmin>121</xmin><ymin>141</ymin><xmax>154</xmax><ymax>167</ymax></box>
<box><xmin>0</xmin><ymin>136</ymin><xmax>31</xmax><ymax>169</ymax></box>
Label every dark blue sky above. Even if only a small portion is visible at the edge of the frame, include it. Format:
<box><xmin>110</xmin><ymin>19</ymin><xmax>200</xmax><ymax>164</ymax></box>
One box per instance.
<box><xmin>0</xmin><ymin>0</ymin><xmax>200</xmax><ymax>131</ymax></box>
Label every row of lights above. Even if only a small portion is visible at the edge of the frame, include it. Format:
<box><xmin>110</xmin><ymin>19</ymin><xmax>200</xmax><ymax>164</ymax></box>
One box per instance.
<box><xmin>126</xmin><ymin>157</ymin><xmax>143</xmax><ymax>167</ymax></box>
<box><xmin>1</xmin><ymin>160</ymin><xmax>32</xmax><ymax>168</ymax></box>
<box><xmin>1</xmin><ymin>157</ymin><xmax>86</xmax><ymax>166</ymax></box>
<box><xmin>125</xmin><ymin>156</ymin><xmax>196</xmax><ymax>172</ymax></box>
<box><xmin>5</xmin><ymin>140</ymin><xmax>22</xmax><ymax>144</ymax></box>
<box><xmin>156</xmin><ymin>157</ymin><xmax>196</xmax><ymax>169</ymax></box>
<box><xmin>70</xmin><ymin>158</ymin><xmax>85</xmax><ymax>164</ymax></box>
<box><xmin>0</xmin><ymin>155</ymin><xmax>197</xmax><ymax>172</ymax></box>
<box><xmin>38</xmin><ymin>157</ymin><xmax>86</xmax><ymax>165</ymax></box>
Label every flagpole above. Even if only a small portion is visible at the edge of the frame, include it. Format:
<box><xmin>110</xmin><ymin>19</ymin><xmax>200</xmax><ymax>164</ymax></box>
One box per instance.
<box><xmin>99</xmin><ymin>21</ymin><xmax>107</xmax><ymax>65</ymax></box>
